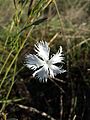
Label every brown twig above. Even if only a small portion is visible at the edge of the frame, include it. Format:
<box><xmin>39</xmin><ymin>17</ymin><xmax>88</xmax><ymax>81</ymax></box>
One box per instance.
<box><xmin>60</xmin><ymin>95</ymin><xmax>63</xmax><ymax>120</ymax></box>
<box><xmin>49</xmin><ymin>77</ymin><xmax>65</xmax><ymax>93</ymax></box>
<box><xmin>51</xmin><ymin>77</ymin><xmax>66</xmax><ymax>83</ymax></box>
<box><xmin>17</xmin><ymin>104</ymin><xmax>56</xmax><ymax>120</ymax></box>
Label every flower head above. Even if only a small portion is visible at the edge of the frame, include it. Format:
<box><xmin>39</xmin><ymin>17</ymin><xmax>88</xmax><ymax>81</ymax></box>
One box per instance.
<box><xmin>25</xmin><ymin>41</ymin><xmax>66</xmax><ymax>82</ymax></box>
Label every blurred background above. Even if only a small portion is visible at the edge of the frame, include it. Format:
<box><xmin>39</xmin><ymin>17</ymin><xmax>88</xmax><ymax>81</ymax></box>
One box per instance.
<box><xmin>0</xmin><ymin>0</ymin><xmax>90</xmax><ymax>120</ymax></box>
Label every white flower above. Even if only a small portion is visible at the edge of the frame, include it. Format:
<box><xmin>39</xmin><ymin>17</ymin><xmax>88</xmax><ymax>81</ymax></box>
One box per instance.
<box><xmin>25</xmin><ymin>41</ymin><xmax>66</xmax><ymax>82</ymax></box>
